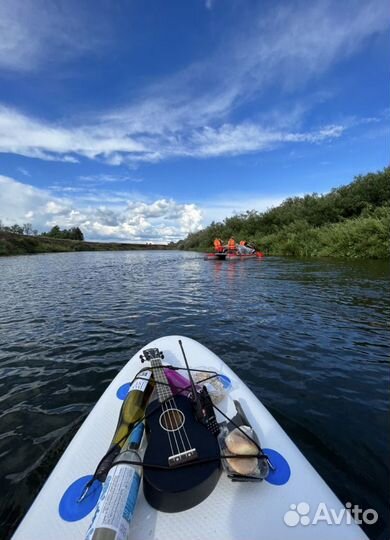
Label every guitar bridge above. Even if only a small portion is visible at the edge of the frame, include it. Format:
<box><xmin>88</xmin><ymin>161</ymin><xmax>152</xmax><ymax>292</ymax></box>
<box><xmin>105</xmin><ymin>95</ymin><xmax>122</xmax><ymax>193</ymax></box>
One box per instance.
<box><xmin>168</xmin><ymin>448</ymin><xmax>198</xmax><ymax>467</ymax></box>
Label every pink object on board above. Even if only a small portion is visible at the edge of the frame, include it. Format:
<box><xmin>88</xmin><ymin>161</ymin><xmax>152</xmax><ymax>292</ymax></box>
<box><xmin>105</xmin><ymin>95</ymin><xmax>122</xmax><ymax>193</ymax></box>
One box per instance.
<box><xmin>164</xmin><ymin>368</ymin><xmax>199</xmax><ymax>397</ymax></box>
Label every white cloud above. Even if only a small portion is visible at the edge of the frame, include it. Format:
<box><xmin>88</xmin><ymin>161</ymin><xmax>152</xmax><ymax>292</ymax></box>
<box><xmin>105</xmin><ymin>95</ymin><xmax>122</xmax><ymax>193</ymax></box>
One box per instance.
<box><xmin>0</xmin><ymin>0</ymin><xmax>108</xmax><ymax>71</ymax></box>
<box><xmin>180</xmin><ymin>204</ymin><xmax>203</xmax><ymax>233</ymax></box>
<box><xmin>0</xmin><ymin>104</ymin><xmax>345</xmax><ymax>164</ymax></box>
<box><xmin>187</xmin><ymin>123</ymin><xmax>345</xmax><ymax>157</ymax></box>
<box><xmin>0</xmin><ymin>106</ymin><xmax>144</xmax><ymax>162</ymax></box>
<box><xmin>0</xmin><ymin>0</ymin><xmax>387</xmax><ymax>164</ymax></box>
<box><xmin>0</xmin><ymin>176</ymin><xmax>203</xmax><ymax>243</ymax></box>
<box><xmin>108</xmin><ymin>0</ymin><xmax>387</xmax><ymax>135</ymax></box>
<box><xmin>45</xmin><ymin>201</ymin><xmax>67</xmax><ymax>215</ymax></box>
<box><xmin>0</xmin><ymin>174</ymin><xmax>52</xmax><ymax>224</ymax></box>
<box><xmin>17</xmin><ymin>167</ymin><xmax>30</xmax><ymax>177</ymax></box>
<box><xmin>0</xmin><ymin>175</ymin><xmax>302</xmax><ymax>241</ymax></box>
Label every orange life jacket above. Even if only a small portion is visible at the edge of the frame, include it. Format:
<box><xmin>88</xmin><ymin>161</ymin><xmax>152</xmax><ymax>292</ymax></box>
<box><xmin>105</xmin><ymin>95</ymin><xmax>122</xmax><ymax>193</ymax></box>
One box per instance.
<box><xmin>228</xmin><ymin>238</ymin><xmax>236</xmax><ymax>250</ymax></box>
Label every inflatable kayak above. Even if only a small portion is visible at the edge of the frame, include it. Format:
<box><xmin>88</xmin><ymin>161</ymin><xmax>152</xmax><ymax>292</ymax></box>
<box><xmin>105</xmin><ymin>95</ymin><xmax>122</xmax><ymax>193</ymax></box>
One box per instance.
<box><xmin>12</xmin><ymin>336</ymin><xmax>368</xmax><ymax>540</ymax></box>
<box><xmin>204</xmin><ymin>252</ymin><xmax>264</xmax><ymax>260</ymax></box>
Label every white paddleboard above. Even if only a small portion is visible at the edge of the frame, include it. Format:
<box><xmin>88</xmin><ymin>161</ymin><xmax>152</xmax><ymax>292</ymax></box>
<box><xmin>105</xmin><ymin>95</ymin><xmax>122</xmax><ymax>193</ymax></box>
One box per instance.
<box><xmin>12</xmin><ymin>336</ymin><xmax>368</xmax><ymax>540</ymax></box>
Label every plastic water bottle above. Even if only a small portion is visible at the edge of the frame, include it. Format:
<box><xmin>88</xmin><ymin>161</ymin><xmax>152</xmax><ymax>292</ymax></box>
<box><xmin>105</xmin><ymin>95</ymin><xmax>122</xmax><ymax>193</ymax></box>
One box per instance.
<box><xmin>85</xmin><ymin>423</ymin><xmax>144</xmax><ymax>540</ymax></box>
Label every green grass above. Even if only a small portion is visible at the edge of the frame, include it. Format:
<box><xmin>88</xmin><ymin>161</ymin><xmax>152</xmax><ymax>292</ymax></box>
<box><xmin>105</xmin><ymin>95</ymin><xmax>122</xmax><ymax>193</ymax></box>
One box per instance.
<box><xmin>250</xmin><ymin>209</ymin><xmax>389</xmax><ymax>259</ymax></box>
<box><xmin>177</xmin><ymin>169</ymin><xmax>390</xmax><ymax>259</ymax></box>
<box><xmin>0</xmin><ymin>232</ymin><xmax>169</xmax><ymax>257</ymax></box>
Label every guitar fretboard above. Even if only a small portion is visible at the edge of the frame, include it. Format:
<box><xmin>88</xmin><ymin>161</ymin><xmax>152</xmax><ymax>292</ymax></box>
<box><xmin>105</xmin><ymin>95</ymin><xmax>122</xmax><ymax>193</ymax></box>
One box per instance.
<box><xmin>151</xmin><ymin>358</ymin><xmax>173</xmax><ymax>403</ymax></box>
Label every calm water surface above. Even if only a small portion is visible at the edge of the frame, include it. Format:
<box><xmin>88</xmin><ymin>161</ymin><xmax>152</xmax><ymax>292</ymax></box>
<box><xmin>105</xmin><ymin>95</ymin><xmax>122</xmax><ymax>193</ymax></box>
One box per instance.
<box><xmin>0</xmin><ymin>251</ymin><xmax>389</xmax><ymax>539</ymax></box>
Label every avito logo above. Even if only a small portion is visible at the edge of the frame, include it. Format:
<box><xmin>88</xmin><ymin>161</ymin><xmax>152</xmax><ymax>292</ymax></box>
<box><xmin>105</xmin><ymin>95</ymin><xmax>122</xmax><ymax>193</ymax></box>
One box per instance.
<box><xmin>283</xmin><ymin>502</ymin><xmax>378</xmax><ymax>527</ymax></box>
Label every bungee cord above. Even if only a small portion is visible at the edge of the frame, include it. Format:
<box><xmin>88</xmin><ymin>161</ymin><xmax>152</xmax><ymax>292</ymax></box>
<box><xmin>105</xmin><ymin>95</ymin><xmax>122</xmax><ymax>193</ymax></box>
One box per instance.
<box><xmin>78</xmin><ymin>364</ymin><xmax>273</xmax><ymax>502</ymax></box>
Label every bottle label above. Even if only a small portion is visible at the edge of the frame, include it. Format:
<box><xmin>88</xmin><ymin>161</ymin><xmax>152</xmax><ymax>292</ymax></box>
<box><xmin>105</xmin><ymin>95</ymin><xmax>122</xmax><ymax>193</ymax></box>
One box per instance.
<box><xmin>85</xmin><ymin>464</ymin><xmax>140</xmax><ymax>540</ymax></box>
<box><xmin>131</xmin><ymin>370</ymin><xmax>152</xmax><ymax>392</ymax></box>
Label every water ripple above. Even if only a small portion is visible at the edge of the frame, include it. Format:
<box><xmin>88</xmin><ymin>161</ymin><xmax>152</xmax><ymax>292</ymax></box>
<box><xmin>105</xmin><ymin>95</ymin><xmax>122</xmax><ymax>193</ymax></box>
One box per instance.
<box><xmin>0</xmin><ymin>251</ymin><xmax>389</xmax><ymax>539</ymax></box>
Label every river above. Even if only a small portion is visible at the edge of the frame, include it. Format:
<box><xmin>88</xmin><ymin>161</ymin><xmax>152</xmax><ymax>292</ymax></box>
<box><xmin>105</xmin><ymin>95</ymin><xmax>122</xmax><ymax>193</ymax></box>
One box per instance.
<box><xmin>0</xmin><ymin>251</ymin><xmax>388</xmax><ymax>539</ymax></box>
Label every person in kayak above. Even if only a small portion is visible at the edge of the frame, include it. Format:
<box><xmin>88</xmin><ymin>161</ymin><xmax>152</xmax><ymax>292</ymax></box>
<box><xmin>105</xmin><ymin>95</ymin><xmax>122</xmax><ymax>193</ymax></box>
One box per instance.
<box><xmin>213</xmin><ymin>238</ymin><xmax>225</xmax><ymax>253</ymax></box>
<box><xmin>237</xmin><ymin>240</ymin><xmax>256</xmax><ymax>255</ymax></box>
<box><xmin>227</xmin><ymin>237</ymin><xmax>236</xmax><ymax>253</ymax></box>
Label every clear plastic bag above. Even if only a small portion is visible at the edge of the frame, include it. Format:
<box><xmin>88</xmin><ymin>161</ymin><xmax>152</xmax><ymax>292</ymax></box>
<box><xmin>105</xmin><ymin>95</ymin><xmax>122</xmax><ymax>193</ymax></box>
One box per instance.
<box><xmin>218</xmin><ymin>424</ymin><xmax>269</xmax><ymax>481</ymax></box>
<box><xmin>192</xmin><ymin>368</ymin><xmax>232</xmax><ymax>404</ymax></box>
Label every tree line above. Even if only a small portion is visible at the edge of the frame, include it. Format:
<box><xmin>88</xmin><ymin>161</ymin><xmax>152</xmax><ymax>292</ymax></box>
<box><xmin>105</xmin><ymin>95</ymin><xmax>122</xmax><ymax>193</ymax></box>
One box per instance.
<box><xmin>0</xmin><ymin>222</ymin><xmax>84</xmax><ymax>241</ymax></box>
<box><xmin>177</xmin><ymin>168</ymin><xmax>390</xmax><ymax>259</ymax></box>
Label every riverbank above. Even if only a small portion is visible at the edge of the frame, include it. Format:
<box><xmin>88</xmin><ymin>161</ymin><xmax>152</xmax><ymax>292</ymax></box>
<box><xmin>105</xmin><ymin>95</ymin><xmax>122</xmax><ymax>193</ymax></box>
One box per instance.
<box><xmin>0</xmin><ymin>231</ymin><xmax>169</xmax><ymax>256</ymax></box>
<box><xmin>177</xmin><ymin>169</ymin><xmax>390</xmax><ymax>259</ymax></box>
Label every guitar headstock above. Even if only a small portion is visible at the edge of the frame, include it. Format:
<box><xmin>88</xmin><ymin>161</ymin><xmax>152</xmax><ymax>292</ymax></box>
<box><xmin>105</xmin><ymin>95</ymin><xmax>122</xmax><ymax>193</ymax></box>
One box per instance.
<box><xmin>140</xmin><ymin>347</ymin><xmax>164</xmax><ymax>363</ymax></box>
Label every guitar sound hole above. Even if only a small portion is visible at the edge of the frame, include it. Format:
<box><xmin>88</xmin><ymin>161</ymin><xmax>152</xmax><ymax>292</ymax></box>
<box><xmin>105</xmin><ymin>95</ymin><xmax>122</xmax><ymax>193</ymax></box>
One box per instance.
<box><xmin>159</xmin><ymin>409</ymin><xmax>185</xmax><ymax>432</ymax></box>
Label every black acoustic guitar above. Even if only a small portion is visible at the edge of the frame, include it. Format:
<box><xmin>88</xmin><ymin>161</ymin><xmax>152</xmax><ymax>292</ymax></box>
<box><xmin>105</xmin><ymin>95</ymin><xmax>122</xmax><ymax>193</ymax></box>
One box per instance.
<box><xmin>141</xmin><ymin>348</ymin><xmax>221</xmax><ymax>512</ymax></box>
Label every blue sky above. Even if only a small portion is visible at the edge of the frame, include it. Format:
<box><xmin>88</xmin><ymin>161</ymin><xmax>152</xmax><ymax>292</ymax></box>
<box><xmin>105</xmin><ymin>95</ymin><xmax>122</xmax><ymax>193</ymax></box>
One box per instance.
<box><xmin>0</xmin><ymin>0</ymin><xmax>388</xmax><ymax>242</ymax></box>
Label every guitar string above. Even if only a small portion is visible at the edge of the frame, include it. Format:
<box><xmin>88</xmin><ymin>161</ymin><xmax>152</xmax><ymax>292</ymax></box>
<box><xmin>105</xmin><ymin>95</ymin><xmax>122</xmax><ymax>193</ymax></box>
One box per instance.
<box><xmin>80</xmin><ymin>366</ymin><xmax>263</xmax><ymax>503</ymax></box>
<box><xmin>166</xmin><ymin>396</ymin><xmax>188</xmax><ymax>453</ymax></box>
<box><xmin>154</xmin><ymin>361</ymin><xmax>179</xmax><ymax>455</ymax></box>
<box><xmin>161</xmin><ymin>400</ymin><xmax>176</xmax><ymax>456</ymax></box>
<box><xmin>150</xmin><ymin>353</ymin><xmax>208</xmax><ymax>455</ymax></box>
<box><xmin>155</xmin><ymin>362</ymin><xmax>182</xmax><ymax>455</ymax></box>
<box><xmin>175</xmin><ymin>342</ymin><xmax>200</xmax><ymax>452</ymax></box>
<box><xmin>146</xmin><ymin>366</ymin><xmax>264</xmax><ymax>459</ymax></box>
<box><xmin>154</xmin><ymin>356</ymin><xmax>195</xmax><ymax>453</ymax></box>
<box><xmin>150</xmin><ymin>360</ymin><xmax>170</xmax><ymax>450</ymax></box>
<box><xmin>167</xmin><ymin>395</ymin><xmax>191</xmax><ymax>450</ymax></box>
<box><xmin>155</xmin><ymin>353</ymin><xmax>189</xmax><ymax>453</ymax></box>
<box><xmin>156</xmin><ymin>361</ymin><xmax>189</xmax><ymax>455</ymax></box>
<box><xmin>156</xmin><ymin>360</ymin><xmax>188</xmax><ymax>455</ymax></box>
<box><xmin>164</xmin><ymin>361</ymin><xmax>196</xmax><ymax>451</ymax></box>
<box><xmin>158</xmin><ymin>366</ymin><xmax>182</xmax><ymax>454</ymax></box>
<box><xmin>181</xmin><ymin>418</ymin><xmax>192</xmax><ymax>449</ymax></box>
<box><xmin>165</xmin><ymin>400</ymin><xmax>184</xmax><ymax>455</ymax></box>
<box><xmin>166</xmin><ymin>395</ymin><xmax>192</xmax><ymax>452</ymax></box>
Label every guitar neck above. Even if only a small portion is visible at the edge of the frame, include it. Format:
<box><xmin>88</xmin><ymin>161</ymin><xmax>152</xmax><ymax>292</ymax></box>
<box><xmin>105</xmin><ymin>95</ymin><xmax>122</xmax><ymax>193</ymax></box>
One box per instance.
<box><xmin>150</xmin><ymin>358</ymin><xmax>173</xmax><ymax>403</ymax></box>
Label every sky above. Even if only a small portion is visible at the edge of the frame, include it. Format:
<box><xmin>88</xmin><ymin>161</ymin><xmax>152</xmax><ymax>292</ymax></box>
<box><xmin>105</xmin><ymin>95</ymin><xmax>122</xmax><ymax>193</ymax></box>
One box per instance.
<box><xmin>0</xmin><ymin>0</ymin><xmax>388</xmax><ymax>243</ymax></box>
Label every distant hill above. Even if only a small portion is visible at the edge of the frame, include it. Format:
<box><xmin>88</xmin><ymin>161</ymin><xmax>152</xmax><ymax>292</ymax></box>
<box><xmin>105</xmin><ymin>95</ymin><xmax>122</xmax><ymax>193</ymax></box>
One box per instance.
<box><xmin>0</xmin><ymin>232</ymin><xmax>169</xmax><ymax>257</ymax></box>
<box><xmin>177</xmin><ymin>168</ymin><xmax>390</xmax><ymax>259</ymax></box>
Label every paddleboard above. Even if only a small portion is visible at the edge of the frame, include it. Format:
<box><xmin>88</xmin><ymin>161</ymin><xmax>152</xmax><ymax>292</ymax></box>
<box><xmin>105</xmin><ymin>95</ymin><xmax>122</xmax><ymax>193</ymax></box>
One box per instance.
<box><xmin>12</xmin><ymin>336</ymin><xmax>368</xmax><ymax>540</ymax></box>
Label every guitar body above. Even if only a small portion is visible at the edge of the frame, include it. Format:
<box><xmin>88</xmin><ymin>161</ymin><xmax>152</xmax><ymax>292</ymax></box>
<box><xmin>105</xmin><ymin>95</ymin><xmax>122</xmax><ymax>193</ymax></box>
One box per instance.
<box><xmin>143</xmin><ymin>394</ymin><xmax>221</xmax><ymax>512</ymax></box>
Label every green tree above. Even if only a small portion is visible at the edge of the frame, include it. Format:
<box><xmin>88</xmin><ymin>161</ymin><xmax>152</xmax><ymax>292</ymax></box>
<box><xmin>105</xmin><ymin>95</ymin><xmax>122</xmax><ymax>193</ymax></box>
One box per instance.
<box><xmin>177</xmin><ymin>168</ymin><xmax>390</xmax><ymax>259</ymax></box>
<box><xmin>70</xmin><ymin>227</ymin><xmax>84</xmax><ymax>241</ymax></box>
<box><xmin>22</xmin><ymin>223</ymin><xmax>33</xmax><ymax>235</ymax></box>
<box><xmin>44</xmin><ymin>224</ymin><xmax>84</xmax><ymax>240</ymax></box>
<box><xmin>10</xmin><ymin>224</ymin><xmax>24</xmax><ymax>234</ymax></box>
<box><xmin>47</xmin><ymin>225</ymin><xmax>61</xmax><ymax>238</ymax></box>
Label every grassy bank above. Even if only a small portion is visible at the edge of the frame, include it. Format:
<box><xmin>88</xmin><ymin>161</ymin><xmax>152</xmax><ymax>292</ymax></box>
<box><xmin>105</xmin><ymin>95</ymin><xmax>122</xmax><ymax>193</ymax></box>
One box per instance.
<box><xmin>177</xmin><ymin>169</ymin><xmax>390</xmax><ymax>259</ymax></box>
<box><xmin>258</xmin><ymin>207</ymin><xmax>389</xmax><ymax>258</ymax></box>
<box><xmin>0</xmin><ymin>232</ymin><xmax>169</xmax><ymax>257</ymax></box>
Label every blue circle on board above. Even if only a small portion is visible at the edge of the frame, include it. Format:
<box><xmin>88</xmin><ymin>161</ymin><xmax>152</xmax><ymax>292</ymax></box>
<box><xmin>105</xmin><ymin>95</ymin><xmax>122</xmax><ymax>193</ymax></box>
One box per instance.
<box><xmin>59</xmin><ymin>475</ymin><xmax>102</xmax><ymax>522</ymax></box>
<box><xmin>116</xmin><ymin>382</ymin><xmax>131</xmax><ymax>400</ymax></box>
<box><xmin>263</xmin><ymin>448</ymin><xmax>291</xmax><ymax>485</ymax></box>
<box><xmin>218</xmin><ymin>374</ymin><xmax>232</xmax><ymax>389</ymax></box>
